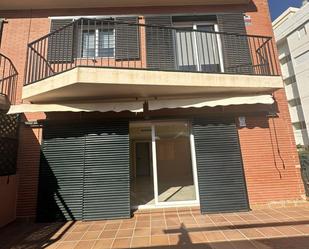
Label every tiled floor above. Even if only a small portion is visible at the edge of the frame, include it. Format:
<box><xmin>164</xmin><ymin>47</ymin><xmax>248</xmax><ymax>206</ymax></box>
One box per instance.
<box><xmin>1</xmin><ymin>205</ymin><xmax>309</xmax><ymax>249</ymax></box>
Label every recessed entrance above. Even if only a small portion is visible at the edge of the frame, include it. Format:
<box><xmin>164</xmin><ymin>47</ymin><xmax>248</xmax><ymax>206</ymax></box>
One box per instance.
<box><xmin>130</xmin><ymin>121</ymin><xmax>199</xmax><ymax>209</ymax></box>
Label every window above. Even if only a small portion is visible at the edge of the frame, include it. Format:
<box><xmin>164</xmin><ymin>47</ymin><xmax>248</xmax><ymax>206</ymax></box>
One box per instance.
<box><xmin>174</xmin><ymin>23</ymin><xmax>223</xmax><ymax>73</ymax></box>
<box><xmin>293</xmin><ymin>121</ymin><xmax>307</xmax><ymax>130</ymax></box>
<box><xmin>298</xmin><ymin>25</ymin><xmax>307</xmax><ymax>39</ymax></box>
<box><xmin>288</xmin><ymin>98</ymin><xmax>301</xmax><ymax>107</ymax></box>
<box><xmin>279</xmin><ymin>54</ymin><xmax>291</xmax><ymax>65</ymax></box>
<box><xmin>80</xmin><ymin>27</ymin><xmax>115</xmax><ymax>58</ymax></box>
<box><xmin>283</xmin><ymin>75</ymin><xmax>296</xmax><ymax>85</ymax></box>
<box><xmin>295</xmin><ymin>50</ymin><xmax>309</xmax><ymax>65</ymax></box>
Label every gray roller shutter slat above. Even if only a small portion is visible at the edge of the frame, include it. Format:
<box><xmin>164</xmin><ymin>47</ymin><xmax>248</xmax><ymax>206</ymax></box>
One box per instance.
<box><xmin>37</xmin><ymin>125</ymin><xmax>85</xmax><ymax>221</ymax></box>
<box><xmin>115</xmin><ymin>17</ymin><xmax>140</xmax><ymax>60</ymax></box>
<box><xmin>193</xmin><ymin>119</ymin><xmax>249</xmax><ymax>213</ymax></box>
<box><xmin>145</xmin><ymin>16</ymin><xmax>176</xmax><ymax>70</ymax></box>
<box><xmin>217</xmin><ymin>14</ymin><xmax>252</xmax><ymax>74</ymax></box>
<box><xmin>83</xmin><ymin>122</ymin><xmax>130</xmax><ymax>220</ymax></box>
<box><xmin>48</xmin><ymin>19</ymin><xmax>74</xmax><ymax>63</ymax></box>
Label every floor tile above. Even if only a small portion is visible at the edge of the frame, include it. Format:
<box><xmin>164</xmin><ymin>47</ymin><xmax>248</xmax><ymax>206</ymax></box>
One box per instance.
<box><xmin>73</xmin><ymin>240</ymin><xmax>95</xmax><ymax>249</ymax></box>
<box><xmin>112</xmin><ymin>238</ymin><xmax>131</xmax><ymax>248</ymax></box>
<box><xmin>92</xmin><ymin>239</ymin><xmax>114</xmax><ymax>249</ymax></box>
<box><xmin>131</xmin><ymin>236</ymin><xmax>150</xmax><ymax>248</ymax></box>
<box><xmin>150</xmin><ymin>235</ymin><xmax>169</xmax><ymax>246</ymax></box>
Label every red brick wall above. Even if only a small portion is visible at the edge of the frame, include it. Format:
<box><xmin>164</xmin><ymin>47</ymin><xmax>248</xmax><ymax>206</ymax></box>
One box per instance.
<box><xmin>0</xmin><ymin>0</ymin><xmax>305</xmax><ymax>218</ymax></box>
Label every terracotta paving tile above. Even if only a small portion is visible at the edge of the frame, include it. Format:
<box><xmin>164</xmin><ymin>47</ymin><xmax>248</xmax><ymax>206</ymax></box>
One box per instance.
<box><xmin>208</xmin><ymin>241</ymin><xmax>235</xmax><ymax>249</ymax></box>
<box><xmin>151</xmin><ymin>220</ymin><xmax>166</xmax><ymax>227</ymax></box>
<box><xmin>119</xmin><ymin>221</ymin><xmax>135</xmax><ymax>230</ymax></box>
<box><xmin>56</xmin><ymin>241</ymin><xmax>77</xmax><ymax>249</ymax></box>
<box><xmin>180</xmin><ymin>218</ymin><xmax>197</xmax><ymax>225</ymax></box>
<box><xmin>135</xmin><ymin>221</ymin><xmax>150</xmax><ymax>228</ymax></box>
<box><xmin>81</xmin><ymin>231</ymin><xmax>101</xmax><ymax>240</ymax></box>
<box><xmin>92</xmin><ymin>239</ymin><xmax>114</xmax><ymax>249</ymax></box>
<box><xmin>168</xmin><ymin>234</ymin><xmax>181</xmax><ymax>245</ymax></box>
<box><xmin>116</xmin><ymin>229</ymin><xmax>134</xmax><ymax>238</ymax></box>
<box><xmin>150</xmin><ymin>235</ymin><xmax>169</xmax><ymax>246</ymax></box>
<box><xmin>99</xmin><ymin>230</ymin><xmax>118</xmax><ymax>239</ymax></box>
<box><xmin>203</xmin><ymin>231</ymin><xmax>226</xmax><ymax>242</ymax></box>
<box><xmin>72</xmin><ymin>224</ymin><xmax>90</xmax><ymax>232</ymax></box>
<box><xmin>73</xmin><ymin>240</ymin><xmax>95</xmax><ymax>249</ymax></box>
<box><xmin>63</xmin><ymin>232</ymin><xmax>85</xmax><ymax>241</ymax></box>
<box><xmin>274</xmin><ymin>226</ymin><xmax>303</xmax><ymax>236</ymax></box>
<box><xmin>104</xmin><ymin>223</ymin><xmax>121</xmax><ymax>230</ymax></box>
<box><xmin>230</xmin><ymin>240</ymin><xmax>258</xmax><ymax>249</ymax></box>
<box><xmin>112</xmin><ymin>238</ymin><xmax>131</xmax><ymax>248</ymax></box>
<box><xmin>188</xmin><ymin>231</ymin><xmax>207</xmax><ymax>243</ymax></box>
<box><xmin>131</xmin><ymin>236</ymin><xmax>150</xmax><ymax>248</ymax></box>
<box><xmin>256</xmin><ymin>227</ymin><xmax>284</xmax><ymax>237</ymax></box>
<box><xmin>133</xmin><ymin>228</ymin><xmax>151</xmax><ymax>237</ymax></box>
<box><xmin>209</xmin><ymin>215</ymin><xmax>228</xmax><ymax>223</ymax></box>
<box><xmin>293</xmin><ymin>224</ymin><xmax>309</xmax><ymax>234</ymax></box>
<box><xmin>151</xmin><ymin>227</ymin><xmax>167</xmax><ymax>236</ymax></box>
<box><xmin>238</xmin><ymin>228</ymin><xmax>265</xmax><ymax>239</ymax></box>
<box><xmin>88</xmin><ymin>223</ymin><xmax>106</xmax><ymax>231</ymax></box>
<box><xmin>222</xmin><ymin>230</ymin><xmax>246</xmax><ymax>241</ymax></box>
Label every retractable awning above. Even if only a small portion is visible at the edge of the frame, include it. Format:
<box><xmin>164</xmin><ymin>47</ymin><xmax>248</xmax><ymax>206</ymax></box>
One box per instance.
<box><xmin>148</xmin><ymin>95</ymin><xmax>274</xmax><ymax>111</ymax></box>
<box><xmin>8</xmin><ymin>101</ymin><xmax>144</xmax><ymax>114</ymax></box>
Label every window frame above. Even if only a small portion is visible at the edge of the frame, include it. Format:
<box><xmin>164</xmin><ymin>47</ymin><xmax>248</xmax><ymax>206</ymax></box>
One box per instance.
<box><xmin>173</xmin><ymin>21</ymin><xmax>224</xmax><ymax>73</ymax></box>
<box><xmin>79</xmin><ymin>25</ymin><xmax>115</xmax><ymax>59</ymax></box>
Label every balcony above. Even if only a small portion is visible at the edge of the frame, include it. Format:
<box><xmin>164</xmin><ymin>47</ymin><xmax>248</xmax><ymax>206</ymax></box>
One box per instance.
<box><xmin>0</xmin><ymin>0</ymin><xmax>249</xmax><ymax>10</ymax></box>
<box><xmin>23</xmin><ymin>18</ymin><xmax>282</xmax><ymax>103</ymax></box>
<box><xmin>0</xmin><ymin>53</ymin><xmax>17</xmax><ymax>111</ymax></box>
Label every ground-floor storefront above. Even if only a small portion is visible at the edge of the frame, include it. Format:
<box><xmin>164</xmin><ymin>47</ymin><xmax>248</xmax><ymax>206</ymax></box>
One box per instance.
<box><xmin>12</xmin><ymin>91</ymin><xmax>307</xmax><ymax>222</ymax></box>
<box><xmin>36</xmin><ymin>117</ymin><xmax>250</xmax><ymax>221</ymax></box>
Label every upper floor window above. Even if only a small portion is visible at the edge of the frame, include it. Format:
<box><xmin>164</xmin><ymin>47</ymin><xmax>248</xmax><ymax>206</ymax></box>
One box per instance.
<box><xmin>81</xmin><ymin>27</ymin><xmax>115</xmax><ymax>58</ymax></box>
<box><xmin>298</xmin><ymin>25</ymin><xmax>307</xmax><ymax>39</ymax></box>
<box><xmin>279</xmin><ymin>54</ymin><xmax>291</xmax><ymax>65</ymax></box>
<box><xmin>283</xmin><ymin>75</ymin><xmax>296</xmax><ymax>85</ymax></box>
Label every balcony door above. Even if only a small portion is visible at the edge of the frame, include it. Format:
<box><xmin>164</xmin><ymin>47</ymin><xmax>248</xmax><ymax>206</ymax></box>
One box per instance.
<box><xmin>175</xmin><ymin>23</ymin><xmax>224</xmax><ymax>73</ymax></box>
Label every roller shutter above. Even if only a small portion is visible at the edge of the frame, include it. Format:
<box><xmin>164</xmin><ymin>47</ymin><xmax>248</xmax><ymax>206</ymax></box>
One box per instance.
<box><xmin>145</xmin><ymin>16</ymin><xmax>176</xmax><ymax>70</ymax></box>
<box><xmin>115</xmin><ymin>17</ymin><xmax>140</xmax><ymax>60</ymax></box>
<box><xmin>37</xmin><ymin>121</ymin><xmax>130</xmax><ymax>221</ymax></box>
<box><xmin>48</xmin><ymin>19</ymin><xmax>74</xmax><ymax>63</ymax></box>
<box><xmin>217</xmin><ymin>14</ymin><xmax>252</xmax><ymax>74</ymax></box>
<box><xmin>83</xmin><ymin>123</ymin><xmax>130</xmax><ymax>220</ymax></box>
<box><xmin>193</xmin><ymin>118</ymin><xmax>249</xmax><ymax>213</ymax></box>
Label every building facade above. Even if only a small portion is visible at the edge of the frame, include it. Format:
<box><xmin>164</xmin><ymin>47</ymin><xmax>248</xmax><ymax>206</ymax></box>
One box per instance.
<box><xmin>0</xmin><ymin>0</ymin><xmax>306</xmax><ymax>224</ymax></box>
<box><xmin>273</xmin><ymin>2</ymin><xmax>309</xmax><ymax>147</ymax></box>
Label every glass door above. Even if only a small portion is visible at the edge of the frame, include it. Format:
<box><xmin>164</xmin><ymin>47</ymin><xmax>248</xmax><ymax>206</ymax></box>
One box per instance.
<box><xmin>175</xmin><ymin>23</ymin><xmax>224</xmax><ymax>73</ymax></box>
<box><xmin>152</xmin><ymin>121</ymin><xmax>198</xmax><ymax>205</ymax></box>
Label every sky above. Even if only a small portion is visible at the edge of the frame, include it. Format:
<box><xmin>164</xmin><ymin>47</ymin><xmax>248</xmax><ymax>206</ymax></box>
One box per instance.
<box><xmin>268</xmin><ymin>0</ymin><xmax>303</xmax><ymax>20</ymax></box>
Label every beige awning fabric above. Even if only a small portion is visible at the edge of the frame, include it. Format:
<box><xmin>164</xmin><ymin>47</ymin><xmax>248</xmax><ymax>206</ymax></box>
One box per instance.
<box><xmin>8</xmin><ymin>101</ymin><xmax>144</xmax><ymax>114</ymax></box>
<box><xmin>148</xmin><ymin>95</ymin><xmax>274</xmax><ymax>111</ymax></box>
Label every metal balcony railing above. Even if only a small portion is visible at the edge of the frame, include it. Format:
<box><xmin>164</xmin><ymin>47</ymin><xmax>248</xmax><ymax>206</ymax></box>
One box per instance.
<box><xmin>0</xmin><ymin>53</ymin><xmax>18</xmax><ymax>104</ymax></box>
<box><xmin>25</xmin><ymin>18</ymin><xmax>280</xmax><ymax>85</ymax></box>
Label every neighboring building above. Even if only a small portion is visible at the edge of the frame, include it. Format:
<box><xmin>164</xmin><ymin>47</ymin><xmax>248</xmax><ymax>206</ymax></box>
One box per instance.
<box><xmin>0</xmin><ymin>0</ymin><xmax>306</xmax><ymax>224</ymax></box>
<box><xmin>273</xmin><ymin>2</ymin><xmax>309</xmax><ymax>147</ymax></box>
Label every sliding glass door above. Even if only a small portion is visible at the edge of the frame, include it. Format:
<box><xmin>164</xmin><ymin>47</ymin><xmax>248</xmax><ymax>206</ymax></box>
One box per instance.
<box><xmin>154</xmin><ymin>122</ymin><xmax>197</xmax><ymax>204</ymax></box>
<box><xmin>131</xmin><ymin>120</ymin><xmax>199</xmax><ymax>208</ymax></box>
<box><xmin>175</xmin><ymin>23</ymin><xmax>224</xmax><ymax>73</ymax></box>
